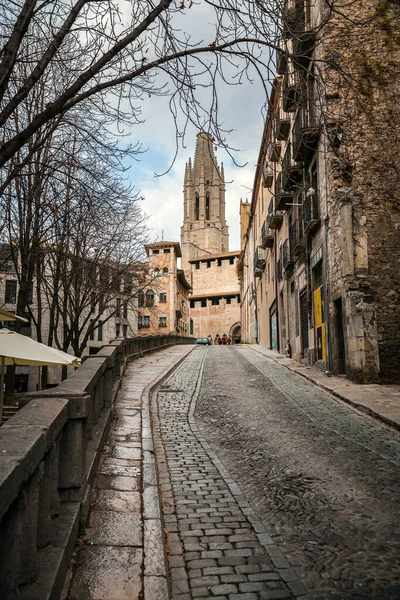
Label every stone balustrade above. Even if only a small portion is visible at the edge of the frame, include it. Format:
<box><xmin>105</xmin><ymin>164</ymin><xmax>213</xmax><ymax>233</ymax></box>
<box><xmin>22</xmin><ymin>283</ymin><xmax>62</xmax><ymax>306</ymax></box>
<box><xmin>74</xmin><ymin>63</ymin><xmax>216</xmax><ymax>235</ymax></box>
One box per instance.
<box><xmin>0</xmin><ymin>334</ymin><xmax>195</xmax><ymax>600</ymax></box>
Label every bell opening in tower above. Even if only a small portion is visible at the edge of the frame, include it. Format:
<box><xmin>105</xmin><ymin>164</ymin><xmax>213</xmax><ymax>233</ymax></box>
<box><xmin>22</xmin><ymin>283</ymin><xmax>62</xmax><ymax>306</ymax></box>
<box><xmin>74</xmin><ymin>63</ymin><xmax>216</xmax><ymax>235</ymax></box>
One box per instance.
<box><xmin>206</xmin><ymin>193</ymin><xmax>210</xmax><ymax>220</ymax></box>
<box><xmin>195</xmin><ymin>193</ymin><xmax>199</xmax><ymax>220</ymax></box>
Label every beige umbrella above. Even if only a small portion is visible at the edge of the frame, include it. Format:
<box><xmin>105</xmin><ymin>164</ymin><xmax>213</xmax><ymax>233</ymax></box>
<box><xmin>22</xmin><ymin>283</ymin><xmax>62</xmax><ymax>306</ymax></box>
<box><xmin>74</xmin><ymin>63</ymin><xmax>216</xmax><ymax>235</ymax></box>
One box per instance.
<box><xmin>0</xmin><ymin>328</ymin><xmax>81</xmax><ymax>423</ymax></box>
<box><xmin>0</xmin><ymin>308</ymin><xmax>28</xmax><ymax>323</ymax></box>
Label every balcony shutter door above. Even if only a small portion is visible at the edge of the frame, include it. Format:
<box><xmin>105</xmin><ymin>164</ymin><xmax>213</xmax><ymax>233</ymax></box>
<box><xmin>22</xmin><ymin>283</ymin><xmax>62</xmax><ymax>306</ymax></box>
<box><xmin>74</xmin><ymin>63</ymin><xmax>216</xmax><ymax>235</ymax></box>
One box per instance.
<box><xmin>300</xmin><ymin>292</ymin><xmax>309</xmax><ymax>352</ymax></box>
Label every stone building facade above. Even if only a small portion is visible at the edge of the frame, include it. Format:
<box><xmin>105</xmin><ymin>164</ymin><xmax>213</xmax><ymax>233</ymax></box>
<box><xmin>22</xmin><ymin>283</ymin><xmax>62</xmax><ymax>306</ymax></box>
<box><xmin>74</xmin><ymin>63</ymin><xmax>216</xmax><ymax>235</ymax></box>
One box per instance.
<box><xmin>182</xmin><ymin>133</ymin><xmax>241</xmax><ymax>341</ymax></box>
<box><xmin>240</xmin><ymin>0</ymin><xmax>400</xmax><ymax>382</ymax></box>
<box><xmin>138</xmin><ymin>241</ymin><xmax>191</xmax><ymax>337</ymax></box>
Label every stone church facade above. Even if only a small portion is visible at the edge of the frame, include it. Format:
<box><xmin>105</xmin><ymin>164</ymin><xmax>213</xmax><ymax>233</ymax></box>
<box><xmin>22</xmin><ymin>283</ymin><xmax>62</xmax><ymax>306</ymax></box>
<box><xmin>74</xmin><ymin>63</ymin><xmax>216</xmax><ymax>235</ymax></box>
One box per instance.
<box><xmin>181</xmin><ymin>133</ymin><xmax>241</xmax><ymax>341</ymax></box>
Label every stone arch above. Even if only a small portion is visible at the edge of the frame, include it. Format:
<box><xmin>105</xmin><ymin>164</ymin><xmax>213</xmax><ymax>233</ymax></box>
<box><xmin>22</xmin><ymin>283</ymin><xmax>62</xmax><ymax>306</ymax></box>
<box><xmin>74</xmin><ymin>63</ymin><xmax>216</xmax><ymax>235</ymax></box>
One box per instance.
<box><xmin>230</xmin><ymin>322</ymin><xmax>241</xmax><ymax>343</ymax></box>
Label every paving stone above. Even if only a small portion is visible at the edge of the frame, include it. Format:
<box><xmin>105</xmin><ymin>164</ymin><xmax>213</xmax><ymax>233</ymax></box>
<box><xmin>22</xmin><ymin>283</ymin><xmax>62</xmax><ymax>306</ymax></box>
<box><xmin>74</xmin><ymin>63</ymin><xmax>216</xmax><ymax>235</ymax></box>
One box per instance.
<box><xmin>95</xmin><ymin>490</ymin><xmax>141</xmax><ymax>513</ymax></box>
<box><xmin>209</xmin><ymin>583</ymin><xmax>238</xmax><ymax>595</ymax></box>
<box><xmin>86</xmin><ymin>510</ymin><xmax>141</xmax><ymax>546</ymax></box>
<box><xmin>144</xmin><ymin>575</ymin><xmax>169</xmax><ymax>600</ymax></box>
<box><xmin>145</xmin><ymin>520</ymin><xmax>165</xmax><ymax>577</ymax></box>
<box><xmin>96</xmin><ymin>474</ymin><xmax>139</xmax><ymax>492</ymax></box>
<box><xmin>69</xmin><ymin>546</ymin><xmax>142</xmax><ymax>600</ymax></box>
<box><xmin>190</xmin><ymin>576</ymin><xmax>220</xmax><ymax>588</ymax></box>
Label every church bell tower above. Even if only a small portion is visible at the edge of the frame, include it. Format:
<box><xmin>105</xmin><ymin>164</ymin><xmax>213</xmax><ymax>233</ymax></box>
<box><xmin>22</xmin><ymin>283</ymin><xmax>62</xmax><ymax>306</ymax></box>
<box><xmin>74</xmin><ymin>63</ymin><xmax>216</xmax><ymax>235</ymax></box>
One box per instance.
<box><xmin>181</xmin><ymin>133</ymin><xmax>229</xmax><ymax>274</ymax></box>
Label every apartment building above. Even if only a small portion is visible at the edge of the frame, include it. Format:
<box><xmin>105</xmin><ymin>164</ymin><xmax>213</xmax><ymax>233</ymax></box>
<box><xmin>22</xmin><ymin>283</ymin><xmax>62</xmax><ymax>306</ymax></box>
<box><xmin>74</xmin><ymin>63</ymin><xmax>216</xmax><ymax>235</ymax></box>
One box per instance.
<box><xmin>240</xmin><ymin>0</ymin><xmax>400</xmax><ymax>382</ymax></box>
<box><xmin>138</xmin><ymin>241</ymin><xmax>191</xmax><ymax>336</ymax></box>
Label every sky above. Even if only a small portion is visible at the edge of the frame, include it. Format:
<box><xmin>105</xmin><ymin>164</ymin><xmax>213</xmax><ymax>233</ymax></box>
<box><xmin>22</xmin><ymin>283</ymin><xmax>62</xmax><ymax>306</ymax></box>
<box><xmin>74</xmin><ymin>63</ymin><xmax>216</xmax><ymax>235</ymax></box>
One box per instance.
<box><xmin>117</xmin><ymin>1</ymin><xmax>273</xmax><ymax>252</ymax></box>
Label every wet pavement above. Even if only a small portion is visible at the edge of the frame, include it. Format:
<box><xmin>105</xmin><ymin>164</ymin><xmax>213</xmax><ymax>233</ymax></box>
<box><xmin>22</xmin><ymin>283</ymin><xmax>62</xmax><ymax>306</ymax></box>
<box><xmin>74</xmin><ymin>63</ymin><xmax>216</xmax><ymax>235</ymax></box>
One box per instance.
<box><xmin>194</xmin><ymin>346</ymin><xmax>400</xmax><ymax>599</ymax></box>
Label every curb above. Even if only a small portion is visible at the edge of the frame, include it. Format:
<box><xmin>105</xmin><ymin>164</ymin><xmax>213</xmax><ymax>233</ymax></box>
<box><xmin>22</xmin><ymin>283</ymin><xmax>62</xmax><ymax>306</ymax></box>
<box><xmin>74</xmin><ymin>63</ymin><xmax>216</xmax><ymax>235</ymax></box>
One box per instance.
<box><xmin>140</xmin><ymin>345</ymin><xmax>195</xmax><ymax>600</ymax></box>
<box><xmin>248</xmin><ymin>346</ymin><xmax>400</xmax><ymax>432</ymax></box>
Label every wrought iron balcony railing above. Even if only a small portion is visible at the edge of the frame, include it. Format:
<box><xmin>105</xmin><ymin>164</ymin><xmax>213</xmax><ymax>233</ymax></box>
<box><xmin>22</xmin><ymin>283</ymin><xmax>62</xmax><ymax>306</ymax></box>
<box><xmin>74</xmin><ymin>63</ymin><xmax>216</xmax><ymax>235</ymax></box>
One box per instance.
<box><xmin>303</xmin><ymin>191</ymin><xmax>320</xmax><ymax>234</ymax></box>
<box><xmin>292</xmin><ymin>105</ymin><xmax>320</xmax><ymax>162</ymax></box>
<box><xmin>275</xmin><ymin>171</ymin><xmax>293</xmax><ymax>211</ymax></box>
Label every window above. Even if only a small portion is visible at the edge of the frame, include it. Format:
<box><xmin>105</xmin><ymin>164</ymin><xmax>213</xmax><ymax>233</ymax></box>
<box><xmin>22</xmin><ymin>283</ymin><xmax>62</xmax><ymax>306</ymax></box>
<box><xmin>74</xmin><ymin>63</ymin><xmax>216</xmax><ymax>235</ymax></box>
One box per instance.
<box><xmin>163</xmin><ymin>267</ymin><xmax>168</xmax><ymax>274</ymax></box>
<box><xmin>154</xmin><ymin>268</ymin><xmax>160</xmax><ymax>276</ymax></box>
<box><xmin>195</xmin><ymin>262</ymin><xmax>200</xmax><ymax>270</ymax></box>
<box><xmin>139</xmin><ymin>315</ymin><xmax>150</xmax><ymax>329</ymax></box>
<box><xmin>138</xmin><ymin>290</ymin><xmax>145</xmax><ymax>307</ymax></box>
<box><xmin>201</xmin><ymin>299</ymin><xmax>206</xmax><ymax>308</ymax></box>
<box><xmin>5</xmin><ymin>280</ymin><xmax>17</xmax><ymax>304</ymax></box>
<box><xmin>211</xmin><ymin>297</ymin><xmax>219</xmax><ymax>306</ymax></box>
<box><xmin>190</xmin><ymin>299</ymin><xmax>195</xmax><ymax>309</ymax></box>
<box><xmin>163</xmin><ymin>248</ymin><xmax>170</xmax><ymax>254</ymax></box>
<box><xmin>99</xmin><ymin>266</ymin><xmax>108</xmax><ymax>288</ymax></box>
<box><xmin>0</xmin><ymin>246</ymin><xmax>16</xmax><ymax>273</ymax></box>
<box><xmin>226</xmin><ymin>296</ymin><xmax>231</xmax><ymax>305</ymax></box>
<box><xmin>217</xmin><ymin>259</ymin><xmax>222</xmax><ymax>267</ymax></box>
<box><xmin>159</xmin><ymin>292</ymin><xmax>167</xmax><ymax>303</ymax></box>
<box><xmin>229</xmin><ymin>257</ymin><xmax>235</xmax><ymax>265</ymax></box>
<box><xmin>207</xmin><ymin>261</ymin><xmax>211</xmax><ymax>268</ymax></box>
<box><xmin>146</xmin><ymin>290</ymin><xmax>155</xmax><ymax>307</ymax></box>
<box><xmin>116</xmin><ymin>297</ymin><xmax>121</xmax><ymax>317</ymax></box>
<box><xmin>90</xmin><ymin>292</ymin><xmax>96</xmax><ymax>312</ymax></box>
<box><xmin>89</xmin><ymin>319</ymin><xmax>95</xmax><ymax>341</ymax></box>
<box><xmin>159</xmin><ymin>316</ymin><xmax>167</xmax><ymax>328</ymax></box>
<box><xmin>124</xmin><ymin>275</ymin><xmax>132</xmax><ymax>295</ymax></box>
<box><xmin>123</xmin><ymin>301</ymin><xmax>128</xmax><ymax>318</ymax></box>
<box><xmin>116</xmin><ymin>323</ymin><xmax>121</xmax><ymax>337</ymax></box>
<box><xmin>122</xmin><ymin>324</ymin><xmax>128</xmax><ymax>337</ymax></box>
<box><xmin>195</xmin><ymin>193</ymin><xmax>200</xmax><ymax>220</ymax></box>
<box><xmin>98</xmin><ymin>321</ymin><xmax>103</xmax><ymax>342</ymax></box>
<box><xmin>152</xmin><ymin>249</ymin><xmax>160</xmax><ymax>254</ymax></box>
<box><xmin>206</xmin><ymin>192</ymin><xmax>210</xmax><ymax>220</ymax></box>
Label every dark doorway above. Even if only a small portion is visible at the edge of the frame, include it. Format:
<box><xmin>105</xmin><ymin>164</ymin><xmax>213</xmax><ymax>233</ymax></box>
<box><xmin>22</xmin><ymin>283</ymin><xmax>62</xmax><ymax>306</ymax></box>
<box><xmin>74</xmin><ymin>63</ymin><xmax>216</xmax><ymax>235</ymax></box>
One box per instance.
<box><xmin>334</xmin><ymin>297</ymin><xmax>346</xmax><ymax>373</ymax></box>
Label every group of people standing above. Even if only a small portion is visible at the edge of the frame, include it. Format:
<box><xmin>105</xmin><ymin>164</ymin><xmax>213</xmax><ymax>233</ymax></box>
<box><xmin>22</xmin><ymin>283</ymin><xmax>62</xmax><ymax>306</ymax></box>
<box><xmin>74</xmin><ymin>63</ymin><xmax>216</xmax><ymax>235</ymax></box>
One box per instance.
<box><xmin>211</xmin><ymin>334</ymin><xmax>231</xmax><ymax>345</ymax></box>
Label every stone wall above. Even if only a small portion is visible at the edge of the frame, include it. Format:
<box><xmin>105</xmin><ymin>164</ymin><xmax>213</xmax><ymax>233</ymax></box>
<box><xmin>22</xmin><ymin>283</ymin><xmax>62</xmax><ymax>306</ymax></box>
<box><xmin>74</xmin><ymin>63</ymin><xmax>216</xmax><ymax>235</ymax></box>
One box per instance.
<box><xmin>190</xmin><ymin>253</ymin><xmax>240</xmax><ymax>296</ymax></box>
<box><xmin>190</xmin><ymin>296</ymin><xmax>241</xmax><ymax>339</ymax></box>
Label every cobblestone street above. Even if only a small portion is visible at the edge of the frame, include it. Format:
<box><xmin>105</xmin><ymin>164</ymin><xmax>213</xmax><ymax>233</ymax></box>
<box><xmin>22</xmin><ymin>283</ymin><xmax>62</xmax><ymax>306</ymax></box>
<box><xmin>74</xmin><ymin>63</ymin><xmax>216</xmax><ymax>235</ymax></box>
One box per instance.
<box><xmin>152</xmin><ymin>346</ymin><xmax>400</xmax><ymax>599</ymax></box>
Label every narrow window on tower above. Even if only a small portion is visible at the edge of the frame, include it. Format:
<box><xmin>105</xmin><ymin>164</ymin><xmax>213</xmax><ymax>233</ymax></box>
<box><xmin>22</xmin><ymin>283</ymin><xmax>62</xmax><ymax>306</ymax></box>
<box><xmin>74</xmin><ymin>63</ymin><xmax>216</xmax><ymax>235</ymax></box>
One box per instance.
<box><xmin>195</xmin><ymin>193</ymin><xmax>200</xmax><ymax>220</ymax></box>
<box><xmin>206</xmin><ymin>192</ymin><xmax>210</xmax><ymax>220</ymax></box>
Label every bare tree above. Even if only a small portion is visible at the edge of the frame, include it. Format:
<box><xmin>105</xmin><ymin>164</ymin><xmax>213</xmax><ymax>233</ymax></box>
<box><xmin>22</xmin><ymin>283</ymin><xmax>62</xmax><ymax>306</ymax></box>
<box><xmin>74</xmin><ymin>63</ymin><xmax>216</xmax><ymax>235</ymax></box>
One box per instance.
<box><xmin>0</xmin><ymin>0</ymin><xmax>285</xmax><ymax>174</ymax></box>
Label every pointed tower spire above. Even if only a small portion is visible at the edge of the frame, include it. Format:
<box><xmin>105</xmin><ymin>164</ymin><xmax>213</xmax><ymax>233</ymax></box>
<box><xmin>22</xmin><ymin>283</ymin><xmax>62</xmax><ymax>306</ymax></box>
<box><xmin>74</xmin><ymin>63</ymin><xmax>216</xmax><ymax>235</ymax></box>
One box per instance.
<box><xmin>181</xmin><ymin>133</ymin><xmax>229</xmax><ymax>274</ymax></box>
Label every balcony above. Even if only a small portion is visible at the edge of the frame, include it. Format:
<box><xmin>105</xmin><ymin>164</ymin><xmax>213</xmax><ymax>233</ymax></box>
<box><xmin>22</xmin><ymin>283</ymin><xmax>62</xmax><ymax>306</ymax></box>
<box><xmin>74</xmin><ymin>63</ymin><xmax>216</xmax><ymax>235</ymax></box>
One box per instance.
<box><xmin>282</xmin><ymin>71</ymin><xmax>300</xmax><ymax>112</ymax></box>
<box><xmin>261</xmin><ymin>221</ymin><xmax>274</xmax><ymax>249</ymax></box>
<box><xmin>254</xmin><ymin>246</ymin><xmax>266</xmax><ymax>277</ymax></box>
<box><xmin>289</xmin><ymin>219</ymin><xmax>304</xmax><ymax>258</ymax></box>
<box><xmin>292</xmin><ymin>106</ymin><xmax>320</xmax><ymax>162</ymax></box>
<box><xmin>275</xmin><ymin>172</ymin><xmax>293</xmax><ymax>211</ymax></box>
<box><xmin>282</xmin><ymin>4</ymin><xmax>304</xmax><ymax>40</ymax></box>
<box><xmin>267</xmin><ymin>139</ymin><xmax>282</xmax><ymax>162</ymax></box>
<box><xmin>303</xmin><ymin>191</ymin><xmax>320</xmax><ymax>234</ymax></box>
<box><xmin>267</xmin><ymin>199</ymin><xmax>284</xmax><ymax>230</ymax></box>
<box><xmin>276</xmin><ymin>46</ymin><xmax>287</xmax><ymax>75</ymax></box>
<box><xmin>281</xmin><ymin>142</ymin><xmax>302</xmax><ymax>191</ymax></box>
<box><xmin>275</xmin><ymin>110</ymin><xmax>290</xmax><ymax>141</ymax></box>
<box><xmin>293</xmin><ymin>31</ymin><xmax>316</xmax><ymax>67</ymax></box>
<box><xmin>262</xmin><ymin>161</ymin><xmax>274</xmax><ymax>188</ymax></box>
<box><xmin>282</xmin><ymin>239</ymin><xmax>294</xmax><ymax>275</ymax></box>
<box><xmin>277</xmin><ymin>258</ymin><xmax>283</xmax><ymax>282</ymax></box>
<box><xmin>282</xmin><ymin>1</ymin><xmax>316</xmax><ymax>66</ymax></box>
